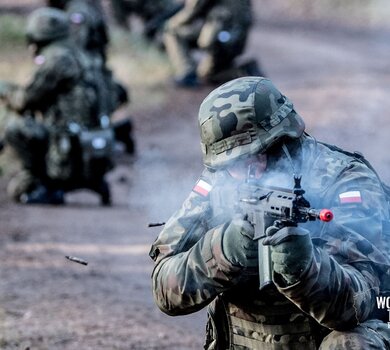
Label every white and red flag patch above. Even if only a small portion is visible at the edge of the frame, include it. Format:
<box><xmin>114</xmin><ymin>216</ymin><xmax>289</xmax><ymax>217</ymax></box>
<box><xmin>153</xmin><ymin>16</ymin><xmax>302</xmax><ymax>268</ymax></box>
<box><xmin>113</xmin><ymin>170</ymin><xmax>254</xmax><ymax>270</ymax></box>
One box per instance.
<box><xmin>339</xmin><ymin>191</ymin><xmax>362</xmax><ymax>204</ymax></box>
<box><xmin>193</xmin><ymin>179</ymin><xmax>212</xmax><ymax>197</ymax></box>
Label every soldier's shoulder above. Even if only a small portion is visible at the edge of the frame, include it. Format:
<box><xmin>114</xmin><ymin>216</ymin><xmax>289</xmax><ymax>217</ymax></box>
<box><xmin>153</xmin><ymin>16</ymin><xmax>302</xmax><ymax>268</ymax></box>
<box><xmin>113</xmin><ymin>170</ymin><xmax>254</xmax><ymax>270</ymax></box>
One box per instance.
<box><xmin>42</xmin><ymin>42</ymin><xmax>74</xmax><ymax>58</ymax></box>
<box><xmin>304</xmin><ymin>136</ymin><xmax>371</xmax><ymax>170</ymax></box>
<box><xmin>301</xmin><ymin>136</ymin><xmax>381</xmax><ymax>193</ymax></box>
<box><xmin>38</xmin><ymin>43</ymin><xmax>80</xmax><ymax>69</ymax></box>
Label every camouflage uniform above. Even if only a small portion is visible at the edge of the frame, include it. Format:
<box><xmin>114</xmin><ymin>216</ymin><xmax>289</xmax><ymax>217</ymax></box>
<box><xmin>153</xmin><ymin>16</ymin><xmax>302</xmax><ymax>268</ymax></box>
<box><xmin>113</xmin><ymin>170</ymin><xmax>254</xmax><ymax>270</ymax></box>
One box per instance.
<box><xmin>163</xmin><ymin>0</ymin><xmax>257</xmax><ymax>85</ymax></box>
<box><xmin>3</xmin><ymin>42</ymin><xmax>100</xmax><ymax>128</ymax></box>
<box><xmin>2</xmin><ymin>8</ymin><xmax>114</xmax><ymax>202</ymax></box>
<box><xmin>150</xmin><ymin>77</ymin><xmax>390</xmax><ymax>349</ymax></box>
<box><xmin>48</xmin><ymin>0</ymin><xmax>108</xmax><ymax>61</ymax></box>
<box><xmin>48</xmin><ymin>0</ymin><xmax>134</xmax><ymax>154</ymax></box>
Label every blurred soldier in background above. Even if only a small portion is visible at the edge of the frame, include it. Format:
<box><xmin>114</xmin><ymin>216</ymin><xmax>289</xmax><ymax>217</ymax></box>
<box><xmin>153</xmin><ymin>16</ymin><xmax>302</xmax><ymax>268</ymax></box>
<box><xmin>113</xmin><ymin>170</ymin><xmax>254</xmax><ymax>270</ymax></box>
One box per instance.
<box><xmin>47</xmin><ymin>0</ymin><xmax>108</xmax><ymax>61</ymax></box>
<box><xmin>47</xmin><ymin>0</ymin><xmax>135</xmax><ymax>155</ymax></box>
<box><xmin>0</xmin><ymin>7</ymin><xmax>120</xmax><ymax>205</ymax></box>
<box><xmin>110</xmin><ymin>0</ymin><xmax>184</xmax><ymax>41</ymax></box>
<box><xmin>150</xmin><ymin>77</ymin><xmax>390</xmax><ymax>349</ymax></box>
<box><xmin>164</xmin><ymin>0</ymin><xmax>263</xmax><ymax>87</ymax></box>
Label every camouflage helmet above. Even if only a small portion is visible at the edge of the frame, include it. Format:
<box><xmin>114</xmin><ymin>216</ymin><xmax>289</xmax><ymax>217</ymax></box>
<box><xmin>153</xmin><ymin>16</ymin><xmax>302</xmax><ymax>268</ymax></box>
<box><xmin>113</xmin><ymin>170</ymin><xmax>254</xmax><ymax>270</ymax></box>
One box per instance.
<box><xmin>26</xmin><ymin>7</ymin><xmax>69</xmax><ymax>43</ymax></box>
<box><xmin>198</xmin><ymin>77</ymin><xmax>305</xmax><ymax>168</ymax></box>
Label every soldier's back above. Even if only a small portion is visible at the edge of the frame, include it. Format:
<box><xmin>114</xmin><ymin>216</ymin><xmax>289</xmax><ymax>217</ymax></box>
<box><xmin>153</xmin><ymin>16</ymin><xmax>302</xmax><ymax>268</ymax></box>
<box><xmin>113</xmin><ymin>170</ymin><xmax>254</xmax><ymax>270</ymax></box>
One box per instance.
<box><xmin>66</xmin><ymin>0</ymin><xmax>109</xmax><ymax>57</ymax></box>
<box><xmin>38</xmin><ymin>41</ymin><xmax>99</xmax><ymax>128</ymax></box>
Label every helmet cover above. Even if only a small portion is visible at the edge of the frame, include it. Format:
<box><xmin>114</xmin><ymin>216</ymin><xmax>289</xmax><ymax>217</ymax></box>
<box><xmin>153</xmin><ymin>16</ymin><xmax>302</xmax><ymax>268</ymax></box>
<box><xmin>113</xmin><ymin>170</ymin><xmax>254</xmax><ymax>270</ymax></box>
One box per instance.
<box><xmin>198</xmin><ymin>77</ymin><xmax>305</xmax><ymax>168</ymax></box>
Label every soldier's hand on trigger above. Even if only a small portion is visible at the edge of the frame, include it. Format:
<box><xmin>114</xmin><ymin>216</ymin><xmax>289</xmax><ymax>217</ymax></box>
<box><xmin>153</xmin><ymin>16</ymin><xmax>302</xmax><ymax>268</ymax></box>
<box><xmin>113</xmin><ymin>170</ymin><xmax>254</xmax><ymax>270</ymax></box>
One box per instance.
<box><xmin>263</xmin><ymin>225</ymin><xmax>313</xmax><ymax>286</ymax></box>
<box><xmin>221</xmin><ymin>215</ymin><xmax>258</xmax><ymax>269</ymax></box>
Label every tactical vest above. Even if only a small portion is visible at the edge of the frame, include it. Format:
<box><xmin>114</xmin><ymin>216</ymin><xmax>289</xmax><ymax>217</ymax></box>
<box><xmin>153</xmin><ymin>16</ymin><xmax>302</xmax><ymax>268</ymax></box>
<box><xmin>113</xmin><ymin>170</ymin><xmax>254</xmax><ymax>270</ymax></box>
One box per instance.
<box><xmin>204</xmin><ymin>279</ymin><xmax>327</xmax><ymax>349</ymax></box>
<box><xmin>40</xmin><ymin>42</ymin><xmax>100</xmax><ymax>129</ymax></box>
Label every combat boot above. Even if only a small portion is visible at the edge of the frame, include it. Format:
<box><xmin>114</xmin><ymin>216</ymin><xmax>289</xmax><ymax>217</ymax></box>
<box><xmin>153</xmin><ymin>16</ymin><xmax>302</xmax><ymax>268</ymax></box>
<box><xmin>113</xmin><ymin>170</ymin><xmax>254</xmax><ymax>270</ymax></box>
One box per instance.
<box><xmin>174</xmin><ymin>70</ymin><xmax>199</xmax><ymax>88</ymax></box>
<box><xmin>113</xmin><ymin>118</ymin><xmax>135</xmax><ymax>155</ymax></box>
<box><xmin>92</xmin><ymin>179</ymin><xmax>111</xmax><ymax>206</ymax></box>
<box><xmin>20</xmin><ymin>185</ymin><xmax>65</xmax><ymax>205</ymax></box>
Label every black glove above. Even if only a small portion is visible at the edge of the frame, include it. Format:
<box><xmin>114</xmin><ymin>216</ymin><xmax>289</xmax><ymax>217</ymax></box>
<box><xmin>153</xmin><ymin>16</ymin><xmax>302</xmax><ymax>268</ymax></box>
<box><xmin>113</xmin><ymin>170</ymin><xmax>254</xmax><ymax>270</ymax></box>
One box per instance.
<box><xmin>222</xmin><ymin>216</ymin><xmax>257</xmax><ymax>268</ymax></box>
<box><xmin>263</xmin><ymin>226</ymin><xmax>313</xmax><ymax>285</ymax></box>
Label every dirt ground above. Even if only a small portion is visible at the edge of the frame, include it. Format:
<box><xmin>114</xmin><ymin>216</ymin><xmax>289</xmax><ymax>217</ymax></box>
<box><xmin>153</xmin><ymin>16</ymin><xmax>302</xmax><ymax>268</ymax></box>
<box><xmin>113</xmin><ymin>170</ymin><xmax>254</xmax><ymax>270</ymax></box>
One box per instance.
<box><xmin>1</xmin><ymin>4</ymin><xmax>390</xmax><ymax>350</ymax></box>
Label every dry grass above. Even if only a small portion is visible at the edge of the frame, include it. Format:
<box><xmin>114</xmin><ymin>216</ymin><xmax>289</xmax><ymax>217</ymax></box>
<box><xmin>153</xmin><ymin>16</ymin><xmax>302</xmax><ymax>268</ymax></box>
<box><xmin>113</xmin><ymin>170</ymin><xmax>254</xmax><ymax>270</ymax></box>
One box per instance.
<box><xmin>256</xmin><ymin>0</ymin><xmax>390</xmax><ymax>29</ymax></box>
<box><xmin>107</xmin><ymin>28</ymin><xmax>172</xmax><ymax>112</ymax></box>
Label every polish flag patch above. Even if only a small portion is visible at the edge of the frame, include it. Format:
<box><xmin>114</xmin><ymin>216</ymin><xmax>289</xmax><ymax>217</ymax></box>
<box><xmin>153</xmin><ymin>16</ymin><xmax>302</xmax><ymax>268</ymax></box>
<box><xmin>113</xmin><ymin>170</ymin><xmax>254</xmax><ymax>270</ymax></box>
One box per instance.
<box><xmin>339</xmin><ymin>191</ymin><xmax>362</xmax><ymax>204</ymax></box>
<box><xmin>34</xmin><ymin>55</ymin><xmax>45</xmax><ymax>65</ymax></box>
<box><xmin>193</xmin><ymin>179</ymin><xmax>212</xmax><ymax>197</ymax></box>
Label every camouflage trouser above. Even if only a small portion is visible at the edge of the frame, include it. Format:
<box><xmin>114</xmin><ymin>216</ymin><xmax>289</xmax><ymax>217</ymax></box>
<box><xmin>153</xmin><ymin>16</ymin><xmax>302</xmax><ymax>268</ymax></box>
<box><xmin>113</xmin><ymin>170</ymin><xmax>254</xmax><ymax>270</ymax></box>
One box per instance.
<box><xmin>319</xmin><ymin>320</ymin><xmax>390</xmax><ymax>350</ymax></box>
<box><xmin>164</xmin><ymin>12</ymin><xmax>248</xmax><ymax>81</ymax></box>
<box><xmin>164</xmin><ymin>20</ymin><xmax>202</xmax><ymax>77</ymax></box>
<box><xmin>4</xmin><ymin>116</ymin><xmax>49</xmax><ymax>199</ymax></box>
<box><xmin>6</xmin><ymin>169</ymin><xmax>41</xmax><ymax>201</ymax></box>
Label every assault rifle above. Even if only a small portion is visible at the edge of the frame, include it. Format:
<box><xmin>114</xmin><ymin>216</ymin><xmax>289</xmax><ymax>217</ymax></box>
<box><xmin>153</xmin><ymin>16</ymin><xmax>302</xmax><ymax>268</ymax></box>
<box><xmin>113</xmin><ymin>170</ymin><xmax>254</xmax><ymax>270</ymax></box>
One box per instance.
<box><xmin>238</xmin><ymin>175</ymin><xmax>333</xmax><ymax>290</ymax></box>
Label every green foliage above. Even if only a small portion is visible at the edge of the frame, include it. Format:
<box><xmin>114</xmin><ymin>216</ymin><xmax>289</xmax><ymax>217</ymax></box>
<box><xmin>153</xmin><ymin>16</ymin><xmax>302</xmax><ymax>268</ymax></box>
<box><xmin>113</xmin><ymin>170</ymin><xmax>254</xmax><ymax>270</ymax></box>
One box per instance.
<box><xmin>0</xmin><ymin>15</ymin><xmax>26</xmax><ymax>48</ymax></box>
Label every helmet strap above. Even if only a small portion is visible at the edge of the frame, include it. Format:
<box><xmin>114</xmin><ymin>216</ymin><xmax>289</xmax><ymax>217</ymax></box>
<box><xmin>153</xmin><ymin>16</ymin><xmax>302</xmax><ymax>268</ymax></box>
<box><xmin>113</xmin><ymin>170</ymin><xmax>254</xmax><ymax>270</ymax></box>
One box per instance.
<box><xmin>282</xmin><ymin>143</ymin><xmax>299</xmax><ymax>177</ymax></box>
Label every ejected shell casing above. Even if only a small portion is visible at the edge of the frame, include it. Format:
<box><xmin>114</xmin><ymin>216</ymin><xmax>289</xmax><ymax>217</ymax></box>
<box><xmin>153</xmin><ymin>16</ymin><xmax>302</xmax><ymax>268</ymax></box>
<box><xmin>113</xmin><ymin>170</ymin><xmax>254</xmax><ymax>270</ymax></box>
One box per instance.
<box><xmin>65</xmin><ymin>255</ymin><xmax>88</xmax><ymax>266</ymax></box>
